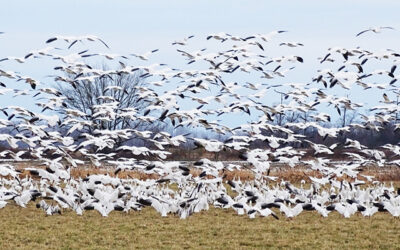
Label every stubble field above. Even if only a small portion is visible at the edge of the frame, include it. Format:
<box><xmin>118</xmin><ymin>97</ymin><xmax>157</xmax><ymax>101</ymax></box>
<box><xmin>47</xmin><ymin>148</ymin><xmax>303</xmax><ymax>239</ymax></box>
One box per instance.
<box><xmin>2</xmin><ymin>162</ymin><xmax>400</xmax><ymax>249</ymax></box>
<box><xmin>1</xmin><ymin>204</ymin><xmax>400</xmax><ymax>249</ymax></box>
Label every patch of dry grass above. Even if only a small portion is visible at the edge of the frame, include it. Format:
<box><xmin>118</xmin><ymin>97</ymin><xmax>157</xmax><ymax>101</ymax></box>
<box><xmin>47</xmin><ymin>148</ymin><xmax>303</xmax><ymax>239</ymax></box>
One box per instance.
<box><xmin>1</xmin><ymin>204</ymin><xmax>400</xmax><ymax>249</ymax></box>
<box><xmin>8</xmin><ymin>159</ymin><xmax>400</xmax><ymax>182</ymax></box>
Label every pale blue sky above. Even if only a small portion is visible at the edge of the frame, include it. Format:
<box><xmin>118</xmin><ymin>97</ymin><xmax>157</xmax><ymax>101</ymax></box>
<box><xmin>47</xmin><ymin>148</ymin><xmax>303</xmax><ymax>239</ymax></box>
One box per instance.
<box><xmin>2</xmin><ymin>0</ymin><xmax>399</xmax><ymax>53</ymax></box>
<box><xmin>1</xmin><ymin>0</ymin><xmax>400</xmax><ymax>126</ymax></box>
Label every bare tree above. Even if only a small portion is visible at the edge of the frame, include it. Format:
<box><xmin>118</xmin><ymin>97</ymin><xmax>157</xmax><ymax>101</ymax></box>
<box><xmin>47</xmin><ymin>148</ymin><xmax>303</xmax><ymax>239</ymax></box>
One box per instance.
<box><xmin>54</xmin><ymin>65</ymin><xmax>157</xmax><ymax>145</ymax></box>
<box><xmin>338</xmin><ymin>106</ymin><xmax>358</xmax><ymax>128</ymax></box>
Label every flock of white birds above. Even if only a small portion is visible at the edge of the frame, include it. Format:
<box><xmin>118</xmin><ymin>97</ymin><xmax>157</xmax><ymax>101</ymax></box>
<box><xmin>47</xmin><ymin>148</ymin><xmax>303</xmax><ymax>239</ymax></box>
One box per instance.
<box><xmin>1</xmin><ymin>28</ymin><xmax>400</xmax><ymax>219</ymax></box>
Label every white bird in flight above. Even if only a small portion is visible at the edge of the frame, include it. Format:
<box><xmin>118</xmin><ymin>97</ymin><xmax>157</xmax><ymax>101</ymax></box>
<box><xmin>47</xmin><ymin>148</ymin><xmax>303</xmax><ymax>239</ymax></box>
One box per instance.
<box><xmin>356</xmin><ymin>26</ymin><xmax>395</xmax><ymax>37</ymax></box>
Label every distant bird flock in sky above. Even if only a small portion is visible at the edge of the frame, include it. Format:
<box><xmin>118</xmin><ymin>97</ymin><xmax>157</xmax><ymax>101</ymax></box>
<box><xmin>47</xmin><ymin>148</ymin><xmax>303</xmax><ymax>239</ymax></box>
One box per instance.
<box><xmin>1</xmin><ymin>28</ymin><xmax>400</xmax><ymax>219</ymax></box>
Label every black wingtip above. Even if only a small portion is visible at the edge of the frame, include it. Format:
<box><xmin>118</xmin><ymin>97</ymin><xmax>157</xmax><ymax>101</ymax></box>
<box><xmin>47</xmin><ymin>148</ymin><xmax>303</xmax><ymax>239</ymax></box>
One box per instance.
<box><xmin>98</xmin><ymin>38</ymin><xmax>110</xmax><ymax>49</ymax></box>
<box><xmin>296</xmin><ymin>56</ymin><xmax>304</xmax><ymax>63</ymax></box>
<box><xmin>46</xmin><ymin>37</ymin><xmax>57</xmax><ymax>43</ymax></box>
<box><xmin>68</xmin><ymin>40</ymin><xmax>78</xmax><ymax>49</ymax></box>
<box><xmin>24</xmin><ymin>53</ymin><xmax>33</xmax><ymax>59</ymax></box>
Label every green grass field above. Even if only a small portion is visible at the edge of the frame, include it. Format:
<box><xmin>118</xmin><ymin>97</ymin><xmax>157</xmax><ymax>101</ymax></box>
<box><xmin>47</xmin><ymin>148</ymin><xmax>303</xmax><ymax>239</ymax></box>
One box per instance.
<box><xmin>1</xmin><ymin>204</ymin><xmax>400</xmax><ymax>249</ymax></box>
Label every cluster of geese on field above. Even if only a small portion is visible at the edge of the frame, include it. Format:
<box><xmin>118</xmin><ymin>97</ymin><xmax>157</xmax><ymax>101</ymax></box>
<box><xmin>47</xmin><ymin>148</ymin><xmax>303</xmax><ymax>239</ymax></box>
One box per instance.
<box><xmin>1</xmin><ymin>27</ymin><xmax>400</xmax><ymax>219</ymax></box>
<box><xmin>1</xmin><ymin>159</ymin><xmax>400</xmax><ymax>219</ymax></box>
